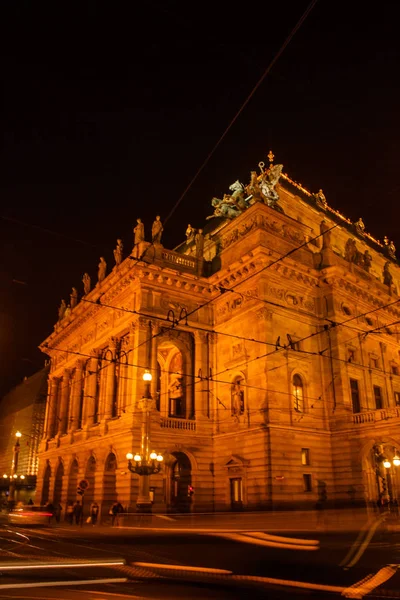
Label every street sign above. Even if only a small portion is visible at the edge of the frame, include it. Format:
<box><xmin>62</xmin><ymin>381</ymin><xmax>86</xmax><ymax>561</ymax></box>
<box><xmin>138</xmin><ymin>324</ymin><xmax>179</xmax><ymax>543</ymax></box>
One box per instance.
<box><xmin>78</xmin><ymin>479</ymin><xmax>89</xmax><ymax>490</ymax></box>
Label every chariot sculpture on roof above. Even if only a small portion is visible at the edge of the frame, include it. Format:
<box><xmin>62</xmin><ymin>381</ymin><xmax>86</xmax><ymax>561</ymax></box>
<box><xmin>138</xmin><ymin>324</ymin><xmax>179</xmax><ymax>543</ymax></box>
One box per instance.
<box><xmin>206</xmin><ymin>152</ymin><xmax>283</xmax><ymax>220</ymax></box>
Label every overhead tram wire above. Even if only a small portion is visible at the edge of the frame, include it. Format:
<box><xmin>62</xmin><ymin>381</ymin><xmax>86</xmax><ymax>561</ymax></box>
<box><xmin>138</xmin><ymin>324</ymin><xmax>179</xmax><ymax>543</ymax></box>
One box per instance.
<box><xmin>162</xmin><ymin>0</ymin><xmax>320</xmax><ymax>225</ymax></box>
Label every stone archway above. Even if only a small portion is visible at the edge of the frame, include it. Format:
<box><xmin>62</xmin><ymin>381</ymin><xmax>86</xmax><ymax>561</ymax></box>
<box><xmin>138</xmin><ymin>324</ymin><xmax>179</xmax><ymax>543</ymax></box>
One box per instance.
<box><xmin>169</xmin><ymin>451</ymin><xmax>192</xmax><ymax>513</ymax></box>
<box><xmin>41</xmin><ymin>463</ymin><xmax>51</xmax><ymax>506</ymax></box>
<box><xmin>67</xmin><ymin>459</ymin><xmax>79</xmax><ymax>503</ymax></box>
<box><xmin>53</xmin><ymin>461</ymin><xmax>64</xmax><ymax>505</ymax></box>
<box><xmin>103</xmin><ymin>453</ymin><xmax>117</xmax><ymax>514</ymax></box>
<box><xmin>362</xmin><ymin>442</ymin><xmax>400</xmax><ymax>507</ymax></box>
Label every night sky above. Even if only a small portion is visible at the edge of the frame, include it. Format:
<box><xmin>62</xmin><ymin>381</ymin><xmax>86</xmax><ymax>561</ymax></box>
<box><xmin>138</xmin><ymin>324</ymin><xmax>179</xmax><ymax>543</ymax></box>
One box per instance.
<box><xmin>1</xmin><ymin>1</ymin><xmax>400</xmax><ymax>397</ymax></box>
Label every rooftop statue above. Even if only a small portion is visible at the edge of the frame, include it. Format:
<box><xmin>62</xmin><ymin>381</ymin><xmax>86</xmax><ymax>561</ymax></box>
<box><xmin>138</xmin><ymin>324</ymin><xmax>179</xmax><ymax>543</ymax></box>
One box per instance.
<box><xmin>82</xmin><ymin>272</ymin><xmax>91</xmax><ymax>295</ymax></box>
<box><xmin>98</xmin><ymin>257</ymin><xmax>107</xmax><ymax>283</ymax></box>
<box><xmin>388</xmin><ymin>240</ymin><xmax>397</xmax><ymax>260</ymax></box>
<box><xmin>207</xmin><ymin>180</ymin><xmax>250</xmax><ymax>220</ymax></box>
<box><xmin>355</xmin><ymin>218</ymin><xmax>365</xmax><ymax>236</ymax></box>
<box><xmin>133</xmin><ymin>218</ymin><xmax>145</xmax><ymax>246</ymax></box>
<box><xmin>70</xmin><ymin>287</ymin><xmax>78</xmax><ymax>309</ymax></box>
<box><xmin>314</xmin><ymin>188</ymin><xmax>327</xmax><ymax>209</ymax></box>
<box><xmin>58</xmin><ymin>299</ymin><xmax>67</xmax><ymax>321</ymax></box>
<box><xmin>113</xmin><ymin>239</ymin><xmax>123</xmax><ymax>266</ymax></box>
<box><xmin>258</xmin><ymin>164</ymin><xmax>283</xmax><ymax>207</ymax></box>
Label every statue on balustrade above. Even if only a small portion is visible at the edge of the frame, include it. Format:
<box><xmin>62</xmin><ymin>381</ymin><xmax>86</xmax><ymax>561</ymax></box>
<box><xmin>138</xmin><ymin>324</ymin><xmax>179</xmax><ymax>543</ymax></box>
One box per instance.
<box><xmin>64</xmin><ymin>304</ymin><xmax>71</xmax><ymax>318</ymax></box>
<box><xmin>113</xmin><ymin>239</ymin><xmax>123</xmax><ymax>267</ymax></box>
<box><xmin>82</xmin><ymin>272</ymin><xmax>91</xmax><ymax>295</ymax></box>
<box><xmin>98</xmin><ymin>257</ymin><xmax>107</xmax><ymax>283</ymax></box>
<box><xmin>186</xmin><ymin>224</ymin><xmax>195</xmax><ymax>243</ymax></box>
<box><xmin>151</xmin><ymin>216</ymin><xmax>163</xmax><ymax>245</ymax></box>
<box><xmin>70</xmin><ymin>287</ymin><xmax>78</xmax><ymax>309</ymax></box>
<box><xmin>58</xmin><ymin>299</ymin><xmax>67</xmax><ymax>320</ymax></box>
<box><xmin>195</xmin><ymin>228</ymin><xmax>204</xmax><ymax>258</ymax></box>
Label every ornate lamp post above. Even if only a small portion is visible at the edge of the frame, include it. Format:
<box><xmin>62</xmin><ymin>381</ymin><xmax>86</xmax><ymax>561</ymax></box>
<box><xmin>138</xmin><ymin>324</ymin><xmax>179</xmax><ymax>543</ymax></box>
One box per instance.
<box><xmin>126</xmin><ymin>370</ymin><xmax>163</xmax><ymax>512</ymax></box>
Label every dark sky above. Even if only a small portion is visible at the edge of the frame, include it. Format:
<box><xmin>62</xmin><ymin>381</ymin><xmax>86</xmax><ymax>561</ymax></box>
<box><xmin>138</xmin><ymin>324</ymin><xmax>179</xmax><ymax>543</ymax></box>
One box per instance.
<box><xmin>1</xmin><ymin>1</ymin><xmax>400</xmax><ymax>396</ymax></box>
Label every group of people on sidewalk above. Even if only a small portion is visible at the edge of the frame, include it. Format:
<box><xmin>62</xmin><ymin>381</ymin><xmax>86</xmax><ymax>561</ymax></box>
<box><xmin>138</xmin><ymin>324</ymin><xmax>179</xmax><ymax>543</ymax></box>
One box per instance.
<box><xmin>43</xmin><ymin>500</ymin><xmax>124</xmax><ymax>526</ymax></box>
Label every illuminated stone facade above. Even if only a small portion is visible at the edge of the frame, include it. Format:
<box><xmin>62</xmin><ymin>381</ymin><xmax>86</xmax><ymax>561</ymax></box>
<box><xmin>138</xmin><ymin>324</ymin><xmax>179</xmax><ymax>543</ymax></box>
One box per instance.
<box><xmin>37</xmin><ymin>161</ymin><xmax>400</xmax><ymax>516</ymax></box>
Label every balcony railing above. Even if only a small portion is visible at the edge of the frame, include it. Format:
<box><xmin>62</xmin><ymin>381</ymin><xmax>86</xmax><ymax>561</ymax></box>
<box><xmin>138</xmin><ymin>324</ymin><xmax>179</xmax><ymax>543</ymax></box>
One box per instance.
<box><xmin>160</xmin><ymin>417</ymin><xmax>196</xmax><ymax>431</ymax></box>
<box><xmin>353</xmin><ymin>406</ymin><xmax>400</xmax><ymax>425</ymax></box>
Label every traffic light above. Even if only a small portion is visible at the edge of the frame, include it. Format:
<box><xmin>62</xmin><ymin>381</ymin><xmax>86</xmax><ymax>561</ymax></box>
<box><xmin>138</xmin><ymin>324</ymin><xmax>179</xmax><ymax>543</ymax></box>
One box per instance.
<box><xmin>188</xmin><ymin>485</ymin><xmax>194</xmax><ymax>497</ymax></box>
<box><xmin>77</xmin><ymin>486</ymin><xmax>84</xmax><ymax>496</ymax></box>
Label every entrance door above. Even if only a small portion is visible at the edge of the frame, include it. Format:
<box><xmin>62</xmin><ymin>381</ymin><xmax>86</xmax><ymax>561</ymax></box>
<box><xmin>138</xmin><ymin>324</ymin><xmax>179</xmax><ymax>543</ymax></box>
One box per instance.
<box><xmin>230</xmin><ymin>477</ymin><xmax>243</xmax><ymax>511</ymax></box>
<box><xmin>170</xmin><ymin>452</ymin><xmax>192</xmax><ymax>513</ymax></box>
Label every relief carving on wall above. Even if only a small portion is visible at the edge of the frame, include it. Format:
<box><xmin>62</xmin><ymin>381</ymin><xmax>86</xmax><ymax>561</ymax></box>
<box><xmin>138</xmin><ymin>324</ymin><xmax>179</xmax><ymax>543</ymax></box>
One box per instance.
<box><xmin>264</xmin><ymin>285</ymin><xmax>315</xmax><ymax>313</ymax></box>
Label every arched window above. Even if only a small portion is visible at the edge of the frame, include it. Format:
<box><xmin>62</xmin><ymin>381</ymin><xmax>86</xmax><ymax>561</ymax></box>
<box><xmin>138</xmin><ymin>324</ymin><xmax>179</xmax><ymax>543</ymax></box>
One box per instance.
<box><xmin>293</xmin><ymin>374</ymin><xmax>304</xmax><ymax>413</ymax></box>
<box><xmin>231</xmin><ymin>377</ymin><xmax>245</xmax><ymax>416</ymax></box>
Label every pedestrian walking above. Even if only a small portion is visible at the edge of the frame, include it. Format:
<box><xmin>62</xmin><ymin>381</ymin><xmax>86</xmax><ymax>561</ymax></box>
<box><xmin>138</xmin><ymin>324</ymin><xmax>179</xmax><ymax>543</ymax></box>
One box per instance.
<box><xmin>54</xmin><ymin>503</ymin><xmax>63</xmax><ymax>523</ymax></box>
<box><xmin>90</xmin><ymin>501</ymin><xmax>99</xmax><ymax>525</ymax></box>
<box><xmin>110</xmin><ymin>501</ymin><xmax>123</xmax><ymax>526</ymax></box>
<box><xmin>73</xmin><ymin>500</ymin><xmax>82</xmax><ymax>525</ymax></box>
<box><xmin>66</xmin><ymin>501</ymin><xmax>74</xmax><ymax>524</ymax></box>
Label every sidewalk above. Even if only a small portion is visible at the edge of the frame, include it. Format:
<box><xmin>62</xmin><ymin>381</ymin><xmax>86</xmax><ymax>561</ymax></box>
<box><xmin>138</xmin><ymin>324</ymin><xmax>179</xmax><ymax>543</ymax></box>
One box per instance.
<box><xmin>79</xmin><ymin>508</ymin><xmax>400</xmax><ymax>533</ymax></box>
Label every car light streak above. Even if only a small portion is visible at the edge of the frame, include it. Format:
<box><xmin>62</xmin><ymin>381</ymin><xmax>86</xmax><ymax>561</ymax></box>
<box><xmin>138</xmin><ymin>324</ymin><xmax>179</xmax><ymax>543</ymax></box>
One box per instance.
<box><xmin>339</xmin><ymin>514</ymin><xmax>386</xmax><ymax>568</ymax></box>
<box><xmin>0</xmin><ymin>578</ymin><xmax>128</xmax><ymax>590</ymax></box>
<box><xmin>134</xmin><ymin>562</ymin><xmax>232</xmax><ymax>574</ymax></box>
<box><xmin>342</xmin><ymin>565</ymin><xmax>398</xmax><ymax>598</ymax></box>
<box><xmin>214</xmin><ymin>532</ymin><xmax>319</xmax><ymax>550</ymax></box>
<box><xmin>0</xmin><ymin>559</ymin><xmax>125</xmax><ymax>571</ymax></box>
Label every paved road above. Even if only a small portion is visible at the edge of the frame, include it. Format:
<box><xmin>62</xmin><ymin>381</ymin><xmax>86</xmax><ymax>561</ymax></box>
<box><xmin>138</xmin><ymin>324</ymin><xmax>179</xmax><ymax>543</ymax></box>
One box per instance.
<box><xmin>0</xmin><ymin>512</ymin><xmax>400</xmax><ymax>598</ymax></box>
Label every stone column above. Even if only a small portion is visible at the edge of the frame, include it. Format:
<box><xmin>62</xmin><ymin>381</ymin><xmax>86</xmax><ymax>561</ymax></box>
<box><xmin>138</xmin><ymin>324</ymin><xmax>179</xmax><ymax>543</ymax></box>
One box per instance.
<box><xmin>104</xmin><ymin>338</ymin><xmax>117</xmax><ymax>420</ymax></box>
<box><xmin>194</xmin><ymin>331</ymin><xmax>209</xmax><ymax>418</ymax></box>
<box><xmin>150</xmin><ymin>322</ymin><xmax>160</xmax><ymax>404</ymax></box>
<box><xmin>84</xmin><ymin>351</ymin><xmax>99</xmax><ymax>428</ymax></box>
<box><xmin>47</xmin><ymin>376</ymin><xmax>60</xmax><ymax>439</ymax></box>
<box><xmin>70</xmin><ymin>361</ymin><xmax>83</xmax><ymax>432</ymax></box>
<box><xmin>58</xmin><ymin>369</ymin><xmax>71</xmax><ymax>435</ymax></box>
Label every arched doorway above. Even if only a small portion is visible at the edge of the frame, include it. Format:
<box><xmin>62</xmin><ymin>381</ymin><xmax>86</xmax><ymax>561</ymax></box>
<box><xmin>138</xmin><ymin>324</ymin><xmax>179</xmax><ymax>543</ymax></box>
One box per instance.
<box><xmin>53</xmin><ymin>461</ymin><xmax>64</xmax><ymax>505</ymax></box>
<box><xmin>84</xmin><ymin>456</ymin><xmax>96</xmax><ymax>511</ymax></box>
<box><xmin>103</xmin><ymin>453</ymin><xmax>117</xmax><ymax>514</ymax></box>
<box><xmin>67</xmin><ymin>459</ymin><xmax>79</xmax><ymax>503</ymax></box>
<box><xmin>41</xmin><ymin>463</ymin><xmax>51</xmax><ymax>505</ymax></box>
<box><xmin>169</xmin><ymin>452</ymin><xmax>192</xmax><ymax>513</ymax></box>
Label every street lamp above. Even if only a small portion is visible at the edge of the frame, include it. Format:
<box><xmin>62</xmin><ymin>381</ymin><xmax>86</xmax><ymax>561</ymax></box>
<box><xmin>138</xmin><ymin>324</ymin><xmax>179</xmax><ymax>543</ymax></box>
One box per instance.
<box><xmin>8</xmin><ymin>431</ymin><xmax>22</xmax><ymax>510</ymax></box>
<box><xmin>126</xmin><ymin>370</ymin><xmax>164</xmax><ymax>513</ymax></box>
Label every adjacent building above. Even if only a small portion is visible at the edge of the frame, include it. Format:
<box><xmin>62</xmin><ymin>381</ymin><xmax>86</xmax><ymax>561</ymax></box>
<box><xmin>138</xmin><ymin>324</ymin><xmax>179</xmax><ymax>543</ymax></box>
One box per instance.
<box><xmin>0</xmin><ymin>368</ymin><xmax>48</xmax><ymax>506</ymax></box>
<box><xmin>37</xmin><ymin>155</ymin><xmax>400</xmax><ymax>516</ymax></box>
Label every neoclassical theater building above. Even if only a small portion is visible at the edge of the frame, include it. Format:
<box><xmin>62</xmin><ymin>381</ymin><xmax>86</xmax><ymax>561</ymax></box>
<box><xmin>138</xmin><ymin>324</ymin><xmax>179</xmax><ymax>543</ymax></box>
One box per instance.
<box><xmin>37</xmin><ymin>154</ymin><xmax>400</xmax><ymax>515</ymax></box>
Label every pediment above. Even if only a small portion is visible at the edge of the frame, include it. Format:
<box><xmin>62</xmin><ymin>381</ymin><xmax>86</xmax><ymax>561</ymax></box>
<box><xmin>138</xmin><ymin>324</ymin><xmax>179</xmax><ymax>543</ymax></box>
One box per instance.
<box><xmin>222</xmin><ymin>454</ymin><xmax>250</xmax><ymax>469</ymax></box>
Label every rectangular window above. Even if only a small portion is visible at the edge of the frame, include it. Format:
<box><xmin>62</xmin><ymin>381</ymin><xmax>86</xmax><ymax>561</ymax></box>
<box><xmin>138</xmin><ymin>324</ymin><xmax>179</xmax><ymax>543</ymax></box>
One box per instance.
<box><xmin>394</xmin><ymin>391</ymin><xmax>400</xmax><ymax>406</ymax></box>
<box><xmin>350</xmin><ymin>379</ymin><xmax>361</xmax><ymax>413</ymax></box>
<box><xmin>301</xmin><ymin>448</ymin><xmax>310</xmax><ymax>466</ymax></box>
<box><xmin>373</xmin><ymin>385</ymin><xmax>383</xmax><ymax>409</ymax></box>
<box><xmin>371</xmin><ymin>357</ymin><xmax>379</xmax><ymax>369</ymax></box>
<box><xmin>348</xmin><ymin>349</ymin><xmax>356</xmax><ymax>363</ymax></box>
<box><xmin>392</xmin><ymin>365</ymin><xmax>399</xmax><ymax>376</ymax></box>
<box><xmin>303</xmin><ymin>474</ymin><xmax>312</xmax><ymax>492</ymax></box>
